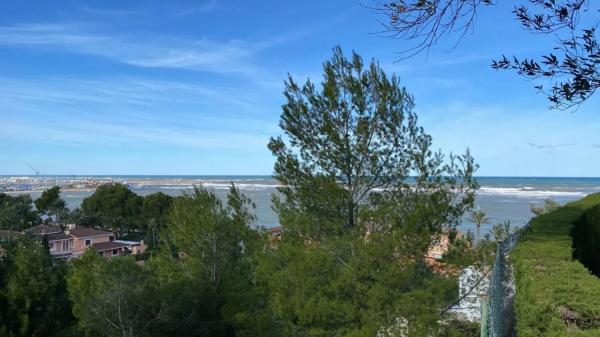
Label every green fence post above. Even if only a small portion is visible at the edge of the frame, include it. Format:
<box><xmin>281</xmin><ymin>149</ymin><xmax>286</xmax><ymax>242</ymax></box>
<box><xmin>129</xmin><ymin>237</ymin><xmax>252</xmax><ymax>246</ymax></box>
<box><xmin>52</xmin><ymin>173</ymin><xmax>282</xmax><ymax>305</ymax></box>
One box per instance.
<box><xmin>480</xmin><ymin>294</ymin><xmax>489</xmax><ymax>337</ymax></box>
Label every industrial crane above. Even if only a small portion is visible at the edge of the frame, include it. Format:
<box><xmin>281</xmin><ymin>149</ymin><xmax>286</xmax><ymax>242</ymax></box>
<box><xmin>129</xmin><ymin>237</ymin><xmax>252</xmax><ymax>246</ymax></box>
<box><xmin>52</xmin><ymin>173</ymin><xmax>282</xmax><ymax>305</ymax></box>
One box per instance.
<box><xmin>25</xmin><ymin>162</ymin><xmax>40</xmax><ymax>176</ymax></box>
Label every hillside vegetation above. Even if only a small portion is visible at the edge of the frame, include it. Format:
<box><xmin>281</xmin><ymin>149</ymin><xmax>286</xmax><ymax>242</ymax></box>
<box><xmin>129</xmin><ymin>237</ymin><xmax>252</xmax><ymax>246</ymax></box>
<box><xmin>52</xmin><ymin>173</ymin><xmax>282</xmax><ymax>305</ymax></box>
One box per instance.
<box><xmin>512</xmin><ymin>193</ymin><xmax>600</xmax><ymax>336</ymax></box>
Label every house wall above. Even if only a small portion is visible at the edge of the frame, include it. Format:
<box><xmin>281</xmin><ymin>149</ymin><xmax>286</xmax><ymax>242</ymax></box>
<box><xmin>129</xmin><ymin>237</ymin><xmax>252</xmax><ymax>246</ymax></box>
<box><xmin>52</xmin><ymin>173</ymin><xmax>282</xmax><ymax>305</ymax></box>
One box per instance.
<box><xmin>131</xmin><ymin>244</ymin><xmax>146</xmax><ymax>255</ymax></box>
<box><xmin>98</xmin><ymin>247</ymin><xmax>125</xmax><ymax>258</ymax></box>
<box><xmin>49</xmin><ymin>239</ymin><xmax>73</xmax><ymax>254</ymax></box>
<box><xmin>73</xmin><ymin>235</ymin><xmax>111</xmax><ymax>253</ymax></box>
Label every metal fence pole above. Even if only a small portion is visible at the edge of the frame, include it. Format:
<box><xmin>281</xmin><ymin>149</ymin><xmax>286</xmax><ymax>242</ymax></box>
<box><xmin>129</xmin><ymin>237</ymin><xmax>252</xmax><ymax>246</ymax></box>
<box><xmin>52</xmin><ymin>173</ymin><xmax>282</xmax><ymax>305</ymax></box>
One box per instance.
<box><xmin>480</xmin><ymin>294</ymin><xmax>489</xmax><ymax>337</ymax></box>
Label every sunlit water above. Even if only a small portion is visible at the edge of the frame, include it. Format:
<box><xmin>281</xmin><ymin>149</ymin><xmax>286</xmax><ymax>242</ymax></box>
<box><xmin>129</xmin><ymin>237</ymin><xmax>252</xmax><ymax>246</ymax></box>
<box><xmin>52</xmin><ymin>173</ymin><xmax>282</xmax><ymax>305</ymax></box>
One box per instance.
<box><xmin>15</xmin><ymin>176</ymin><xmax>600</xmax><ymax>236</ymax></box>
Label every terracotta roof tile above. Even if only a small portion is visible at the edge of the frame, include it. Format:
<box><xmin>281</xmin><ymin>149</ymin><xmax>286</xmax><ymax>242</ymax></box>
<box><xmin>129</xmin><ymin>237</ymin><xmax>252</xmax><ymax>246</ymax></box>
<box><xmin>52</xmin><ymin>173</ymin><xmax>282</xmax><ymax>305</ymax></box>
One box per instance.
<box><xmin>68</xmin><ymin>228</ymin><xmax>112</xmax><ymax>238</ymax></box>
<box><xmin>47</xmin><ymin>233</ymin><xmax>71</xmax><ymax>241</ymax></box>
<box><xmin>92</xmin><ymin>241</ymin><xmax>130</xmax><ymax>251</ymax></box>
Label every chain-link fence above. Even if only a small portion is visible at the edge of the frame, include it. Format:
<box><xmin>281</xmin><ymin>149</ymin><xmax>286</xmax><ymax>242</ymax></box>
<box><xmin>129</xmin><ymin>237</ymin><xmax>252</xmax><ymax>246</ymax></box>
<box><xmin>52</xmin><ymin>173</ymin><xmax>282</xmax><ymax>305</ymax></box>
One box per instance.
<box><xmin>484</xmin><ymin>228</ymin><xmax>524</xmax><ymax>337</ymax></box>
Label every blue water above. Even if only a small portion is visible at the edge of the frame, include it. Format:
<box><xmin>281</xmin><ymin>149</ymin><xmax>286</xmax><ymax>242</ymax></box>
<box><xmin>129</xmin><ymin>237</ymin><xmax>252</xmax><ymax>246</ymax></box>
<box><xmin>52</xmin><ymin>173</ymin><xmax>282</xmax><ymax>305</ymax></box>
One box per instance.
<box><xmin>7</xmin><ymin>176</ymin><xmax>600</xmax><ymax>236</ymax></box>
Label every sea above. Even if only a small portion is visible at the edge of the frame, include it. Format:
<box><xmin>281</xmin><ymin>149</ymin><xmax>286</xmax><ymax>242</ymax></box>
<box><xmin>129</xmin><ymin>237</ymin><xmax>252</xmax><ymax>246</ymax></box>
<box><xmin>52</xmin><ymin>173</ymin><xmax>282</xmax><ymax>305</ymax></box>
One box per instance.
<box><xmin>13</xmin><ymin>176</ymin><xmax>600</xmax><ymax>236</ymax></box>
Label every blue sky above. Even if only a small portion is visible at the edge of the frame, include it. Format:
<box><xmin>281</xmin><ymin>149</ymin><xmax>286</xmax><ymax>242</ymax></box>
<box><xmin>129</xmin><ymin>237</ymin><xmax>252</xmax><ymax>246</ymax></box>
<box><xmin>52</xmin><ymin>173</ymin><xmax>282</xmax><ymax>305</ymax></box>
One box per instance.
<box><xmin>1</xmin><ymin>0</ymin><xmax>599</xmax><ymax>176</ymax></box>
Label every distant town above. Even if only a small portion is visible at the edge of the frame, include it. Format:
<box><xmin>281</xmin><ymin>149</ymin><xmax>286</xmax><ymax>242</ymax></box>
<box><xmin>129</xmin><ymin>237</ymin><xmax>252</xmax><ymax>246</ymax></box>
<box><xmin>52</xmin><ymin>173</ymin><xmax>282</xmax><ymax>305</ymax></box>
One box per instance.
<box><xmin>0</xmin><ymin>176</ymin><xmax>218</xmax><ymax>193</ymax></box>
<box><xmin>0</xmin><ymin>176</ymin><xmax>125</xmax><ymax>193</ymax></box>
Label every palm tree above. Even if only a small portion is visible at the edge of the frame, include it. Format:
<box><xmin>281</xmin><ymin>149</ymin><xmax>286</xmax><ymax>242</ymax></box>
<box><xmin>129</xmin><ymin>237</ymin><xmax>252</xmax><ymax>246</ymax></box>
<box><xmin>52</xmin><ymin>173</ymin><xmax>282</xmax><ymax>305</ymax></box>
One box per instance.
<box><xmin>468</xmin><ymin>209</ymin><xmax>489</xmax><ymax>242</ymax></box>
<box><xmin>491</xmin><ymin>220</ymin><xmax>513</xmax><ymax>241</ymax></box>
<box><xmin>502</xmin><ymin>220</ymin><xmax>512</xmax><ymax>238</ymax></box>
<box><xmin>491</xmin><ymin>223</ymin><xmax>505</xmax><ymax>241</ymax></box>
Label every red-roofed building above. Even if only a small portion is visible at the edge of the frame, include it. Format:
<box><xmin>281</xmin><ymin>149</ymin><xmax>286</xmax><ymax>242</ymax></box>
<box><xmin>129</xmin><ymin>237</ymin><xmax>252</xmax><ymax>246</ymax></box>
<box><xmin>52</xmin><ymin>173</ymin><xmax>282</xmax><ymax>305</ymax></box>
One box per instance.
<box><xmin>47</xmin><ymin>228</ymin><xmax>145</xmax><ymax>259</ymax></box>
<box><xmin>267</xmin><ymin>226</ymin><xmax>282</xmax><ymax>241</ymax></box>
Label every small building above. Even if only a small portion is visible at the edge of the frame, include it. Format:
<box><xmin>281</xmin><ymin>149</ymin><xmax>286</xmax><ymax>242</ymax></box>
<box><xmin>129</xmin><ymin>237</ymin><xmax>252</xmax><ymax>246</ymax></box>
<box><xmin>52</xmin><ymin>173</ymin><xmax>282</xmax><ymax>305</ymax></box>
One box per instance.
<box><xmin>267</xmin><ymin>226</ymin><xmax>282</xmax><ymax>240</ymax></box>
<box><xmin>68</xmin><ymin>228</ymin><xmax>113</xmax><ymax>257</ymax></box>
<box><xmin>46</xmin><ymin>228</ymin><xmax>146</xmax><ymax>259</ymax></box>
<box><xmin>93</xmin><ymin>241</ymin><xmax>131</xmax><ymax>258</ymax></box>
<box><xmin>114</xmin><ymin>240</ymin><xmax>147</xmax><ymax>255</ymax></box>
<box><xmin>47</xmin><ymin>232</ymin><xmax>75</xmax><ymax>258</ymax></box>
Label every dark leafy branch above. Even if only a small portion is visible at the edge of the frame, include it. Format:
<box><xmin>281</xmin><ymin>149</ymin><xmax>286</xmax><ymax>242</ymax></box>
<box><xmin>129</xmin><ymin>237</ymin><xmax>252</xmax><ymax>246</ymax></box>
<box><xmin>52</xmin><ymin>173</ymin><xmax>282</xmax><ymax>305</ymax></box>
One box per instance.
<box><xmin>371</xmin><ymin>0</ymin><xmax>497</xmax><ymax>58</ymax></box>
<box><xmin>373</xmin><ymin>0</ymin><xmax>599</xmax><ymax>109</ymax></box>
<box><xmin>492</xmin><ymin>1</ymin><xmax>599</xmax><ymax>109</ymax></box>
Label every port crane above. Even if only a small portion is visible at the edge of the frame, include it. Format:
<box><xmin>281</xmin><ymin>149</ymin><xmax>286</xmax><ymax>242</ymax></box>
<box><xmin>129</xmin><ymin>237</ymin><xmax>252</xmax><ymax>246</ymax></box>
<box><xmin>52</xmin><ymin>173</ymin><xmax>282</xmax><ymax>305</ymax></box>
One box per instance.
<box><xmin>25</xmin><ymin>163</ymin><xmax>40</xmax><ymax>176</ymax></box>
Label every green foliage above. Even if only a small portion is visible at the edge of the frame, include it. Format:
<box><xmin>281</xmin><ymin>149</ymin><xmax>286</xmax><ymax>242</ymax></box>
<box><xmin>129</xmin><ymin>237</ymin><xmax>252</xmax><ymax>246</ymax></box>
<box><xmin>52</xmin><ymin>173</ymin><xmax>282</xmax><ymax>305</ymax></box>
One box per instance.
<box><xmin>68</xmin><ymin>185</ymin><xmax>269</xmax><ymax>337</ymax></box>
<box><xmin>268</xmin><ymin>46</ymin><xmax>478</xmax><ymax>233</ymax></box>
<box><xmin>63</xmin><ymin>207</ymin><xmax>86</xmax><ymax>227</ymax></box>
<box><xmin>81</xmin><ymin>183</ymin><xmax>143</xmax><ymax>237</ymax></box>
<box><xmin>148</xmin><ymin>185</ymin><xmax>269</xmax><ymax>337</ymax></box>
<box><xmin>467</xmin><ymin>208</ymin><xmax>489</xmax><ymax>241</ymax></box>
<box><xmin>55</xmin><ymin>184</ymin><xmax>263</xmax><ymax>336</ymax></box>
<box><xmin>512</xmin><ymin>193</ymin><xmax>600</xmax><ymax>336</ymax></box>
<box><xmin>0</xmin><ymin>193</ymin><xmax>38</xmax><ymax>231</ymax></box>
<box><xmin>259</xmin><ymin>235</ymin><xmax>463</xmax><ymax>337</ymax></box>
<box><xmin>0</xmin><ymin>237</ymin><xmax>74</xmax><ymax>337</ymax></box>
<box><xmin>442</xmin><ymin>234</ymin><xmax>495</xmax><ymax>269</ymax></box>
<box><xmin>34</xmin><ymin>186</ymin><xmax>67</xmax><ymax>222</ymax></box>
<box><xmin>68</xmin><ymin>249</ymin><xmax>155</xmax><ymax>337</ymax></box>
<box><xmin>440</xmin><ymin>320</ymin><xmax>480</xmax><ymax>337</ymax></box>
<box><xmin>0</xmin><ymin>48</ymin><xmax>493</xmax><ymax>337</ymax></box>
<box><xmin>490</xmin><ymin>220</ymin><xmax>514</xmax><ymax>241</ymax></box>
<box><xmin>142</xmin><ymin>192</ymin><xmax>174</xmax><ymax>249</ymax></box>
<box><xmin>530</xmin><ymin>198</ymin><xmax>561</xmax><ymax>217</ymax></box>
<box><xmin>572</xmin><ymin>203</ymin><xmax>600</xmax><ymax>277</ymax></box>
<box><xmin>263</xmin><ymin>46</ymin><xmax>479</xmax><ymax>336</ymax></box>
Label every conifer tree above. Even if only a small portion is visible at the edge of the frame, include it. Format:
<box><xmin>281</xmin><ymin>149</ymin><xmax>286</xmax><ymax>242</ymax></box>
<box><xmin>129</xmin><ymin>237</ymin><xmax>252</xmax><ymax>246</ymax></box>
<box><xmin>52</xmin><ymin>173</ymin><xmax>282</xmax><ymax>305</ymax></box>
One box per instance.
<box><xmin>263</xmin><ymin>46</ymin><xmax>479</xmax><ymax>336</ymax></box>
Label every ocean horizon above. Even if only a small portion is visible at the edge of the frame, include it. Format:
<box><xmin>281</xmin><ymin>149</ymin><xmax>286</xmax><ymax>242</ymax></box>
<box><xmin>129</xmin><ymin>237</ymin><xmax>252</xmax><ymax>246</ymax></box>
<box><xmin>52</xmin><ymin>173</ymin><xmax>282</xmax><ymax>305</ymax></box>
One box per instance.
<box><xmin>3</xmin><ymin>175</ymin><xmax>600</xmax><ymax>236</ymax></box>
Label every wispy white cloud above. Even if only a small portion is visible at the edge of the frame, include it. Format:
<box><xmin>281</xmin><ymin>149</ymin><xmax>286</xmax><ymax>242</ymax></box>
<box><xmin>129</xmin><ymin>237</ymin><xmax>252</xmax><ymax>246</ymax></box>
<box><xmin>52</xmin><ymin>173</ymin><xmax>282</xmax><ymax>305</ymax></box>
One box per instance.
<box><xmin>2</xmin><ymin>119</ymin><xmax>270</xmax><ymax>150</ymax></box>
<box><xmin>527</xmin><ymin>142</ymin><xmax>577</xmax><ymax>149</ymax></box>
<box><xmin>78</xmin><ymin>6</ymin><xmax>145</xmax><ymax>17</ymax></box>
<box><xmin>0</xmin><ymin>75</ymin><xmax>278</xmax><ymax>150</ymax></box>
<box><xmin>0</xmin><ymin>77</ymin><xmax>263</xmax><ymax>110</ymax></box>
<box><xmin>0</xmin><ymin>22</ymin><xmax>289</xmax><ymax>76</ymax></box>
<box><xmin>175</xmin><ymin>0</ymin><xmax>218</xmax><ymax>16</ymax></box>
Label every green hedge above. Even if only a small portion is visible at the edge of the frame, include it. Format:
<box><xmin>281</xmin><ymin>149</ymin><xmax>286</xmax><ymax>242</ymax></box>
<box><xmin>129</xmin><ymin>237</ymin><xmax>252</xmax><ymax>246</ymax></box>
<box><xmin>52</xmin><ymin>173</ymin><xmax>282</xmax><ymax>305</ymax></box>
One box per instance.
<box><xmin>512</xmin><ymin>193</ymin><xmax>600</xmax><ymax>337</ymax></box>
<box><xmin>572</xmin><ymin>203</ymin><xmax>600</xmax><ymax>277</ymax></box>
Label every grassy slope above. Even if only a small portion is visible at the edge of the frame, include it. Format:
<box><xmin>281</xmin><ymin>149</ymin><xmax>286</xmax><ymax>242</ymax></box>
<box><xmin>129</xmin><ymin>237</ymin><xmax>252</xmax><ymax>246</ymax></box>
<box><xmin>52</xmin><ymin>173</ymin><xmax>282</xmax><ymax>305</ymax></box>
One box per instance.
<box><xmin>512</xmin><ymin>193</ymin><xmax>600</xmax><ymax>337</ymax></box>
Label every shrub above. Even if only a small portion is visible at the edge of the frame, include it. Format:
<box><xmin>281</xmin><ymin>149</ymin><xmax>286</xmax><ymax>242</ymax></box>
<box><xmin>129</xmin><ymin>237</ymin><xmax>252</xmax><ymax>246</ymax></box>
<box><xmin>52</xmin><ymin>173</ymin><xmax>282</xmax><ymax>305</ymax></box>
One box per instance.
<box><xmin>512</xmin><ymin>193</ymin><xmax>600</xmax><ymax>337</ymax></box>
<box><xmin>572</xmin><ymin>203</ymin><xmax>600</xmax><ymax>277</ymax></box>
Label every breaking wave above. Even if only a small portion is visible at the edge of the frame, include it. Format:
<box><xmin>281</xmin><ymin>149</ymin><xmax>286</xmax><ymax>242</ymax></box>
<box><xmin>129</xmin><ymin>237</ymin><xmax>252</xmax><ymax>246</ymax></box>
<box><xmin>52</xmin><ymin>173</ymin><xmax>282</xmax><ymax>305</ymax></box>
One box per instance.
<box><xmin>477</xmin><ymin>187</ymin><xmax>588</xmax><ymax>198</ymax></box>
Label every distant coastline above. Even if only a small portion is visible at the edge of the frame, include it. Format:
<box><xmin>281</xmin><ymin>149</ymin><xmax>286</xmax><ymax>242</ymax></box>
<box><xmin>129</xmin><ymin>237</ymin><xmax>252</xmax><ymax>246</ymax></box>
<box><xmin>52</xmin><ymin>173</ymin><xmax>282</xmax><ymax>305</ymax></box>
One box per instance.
<box><xmin>3</xmin><ymin>175</ymin><xmax>600</xmax><ymax>230</ymax></box>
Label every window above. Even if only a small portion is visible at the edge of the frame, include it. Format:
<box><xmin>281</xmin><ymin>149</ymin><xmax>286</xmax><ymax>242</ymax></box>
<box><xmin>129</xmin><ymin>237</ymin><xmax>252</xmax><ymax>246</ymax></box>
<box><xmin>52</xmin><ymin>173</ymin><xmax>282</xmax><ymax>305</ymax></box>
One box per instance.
<box><xmin>85</xmin><ymin>239</ymin><xmax>91</xmax><ymax>246</ymax></box>
<box><xmin>49</xmin><ymin>242</ymin><xmax>54</xmax><ymax>250</ymax></box>
<box><xmin>112</xmin><ymin>249</ymin><xmax>118</xmax><ymax>256</ymax></box>
<box><xmin>62</xmin><ymin>241</ymin><xmax>69</xmax><ymax>251</ymax></box>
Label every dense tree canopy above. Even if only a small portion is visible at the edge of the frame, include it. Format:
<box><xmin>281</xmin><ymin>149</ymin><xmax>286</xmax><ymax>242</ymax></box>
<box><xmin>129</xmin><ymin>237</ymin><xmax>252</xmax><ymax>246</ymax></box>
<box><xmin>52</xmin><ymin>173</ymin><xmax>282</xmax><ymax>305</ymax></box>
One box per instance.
<box><xmin>0</xmin><ymin>237</ymin><xmax>74</xmax><ymax>337</ymax></box>
<box><xmin>142</xmin><ymin>192</ymin><xmax>174</xmax><ymax>249</ymax></box>
<box><xmin>35</xmin><ymin>186</ymin><xmax>66</xmax><ymax>215</ymax></box>
<box><xmin>68</xmin><ymin>250</ymin><xmax>154</xmax><ymax>337</ymax></box>
<box><xmin>81</xmin><ymin>183</ymin><xmax>143</xmax><ymax>237</ymax></box>
<box><xmin>263</xmin><ymin>47</ymin><xmax>479</xmax><ymax>336</ymax></box>
<box><xmin>66</xmin><ymin>185</ymin><xmax>270</xmax><ymax>337</ymax></box>
<box><xmin>0</xmin><ymin>46</ymin><xmax>488</xmax><ymax>337</ymax></box>
<box><xmin>35</xmin><ymin>186</ymin><xmax>68</xmax><ymax>224</ymax></box>
<box><xmin>269</xmin><ymin>46</ymin><xmax>477</xmax><ymax>234</ymax></box>
<box><xmin>0</xmin><ymin>193</ymin><xmax>38</xmax><ymax>231</ymax></box>
<box><xmin>148</xmin><ymin>185</ymin><xmax>268</xmax><ymax>337</ymax></box>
